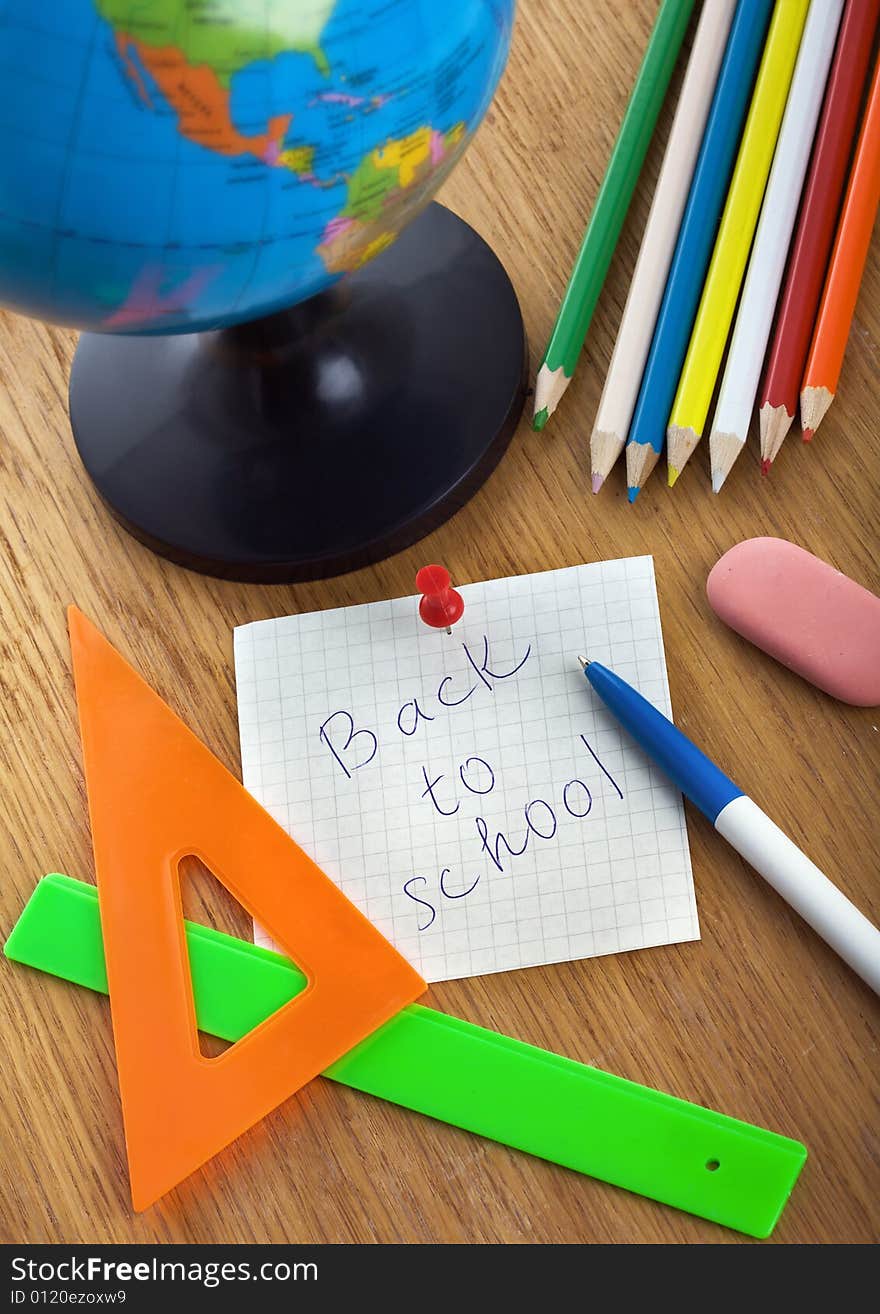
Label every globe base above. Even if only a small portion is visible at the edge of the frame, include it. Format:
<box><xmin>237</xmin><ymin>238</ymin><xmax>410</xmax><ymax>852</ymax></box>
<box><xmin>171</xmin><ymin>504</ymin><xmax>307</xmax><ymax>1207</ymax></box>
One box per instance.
<box><xmin>68</xmin><ymin>204</ymin><xmax>527</xmax><ymax>583</ymax></box>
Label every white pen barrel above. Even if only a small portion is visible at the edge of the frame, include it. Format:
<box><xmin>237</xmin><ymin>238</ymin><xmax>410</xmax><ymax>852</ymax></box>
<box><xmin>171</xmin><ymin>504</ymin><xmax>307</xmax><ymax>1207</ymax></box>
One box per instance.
<box><xmin>714</xmin><ymin>796</ymin><xmax>880</xmax><ymax>996</ymax></box>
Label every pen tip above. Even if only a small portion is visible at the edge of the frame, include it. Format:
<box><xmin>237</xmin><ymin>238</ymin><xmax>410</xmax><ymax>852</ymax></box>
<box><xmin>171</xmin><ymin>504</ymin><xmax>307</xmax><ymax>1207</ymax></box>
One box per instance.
<box><xmin>577</xmin><ymin>655</ymin><xmax>589</xmax><ymax>669</ymax></box>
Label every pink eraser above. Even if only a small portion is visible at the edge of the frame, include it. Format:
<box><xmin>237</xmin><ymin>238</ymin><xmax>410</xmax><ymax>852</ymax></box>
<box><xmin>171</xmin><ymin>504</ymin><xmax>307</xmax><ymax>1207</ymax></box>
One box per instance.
<box><xmin>707</xmin><ymin>538</ymin><xmax>880</xmax><ymax>707</ymax></box>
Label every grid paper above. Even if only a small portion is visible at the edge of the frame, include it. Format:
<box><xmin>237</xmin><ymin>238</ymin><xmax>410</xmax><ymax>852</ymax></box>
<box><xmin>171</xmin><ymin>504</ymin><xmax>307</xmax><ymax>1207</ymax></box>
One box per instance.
<box><xmin>233</xmin><ymin>557</ymin><xmax>699</xmax><ymax>982</ymax></box>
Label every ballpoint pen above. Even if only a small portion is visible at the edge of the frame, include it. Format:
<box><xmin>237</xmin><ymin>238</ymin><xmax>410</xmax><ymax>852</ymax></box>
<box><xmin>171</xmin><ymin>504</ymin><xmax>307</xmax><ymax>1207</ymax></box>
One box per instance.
<box><xmin>579</xmin><ymin>656</ymin><xmax>880</xmax><ymax>995</ymax></box>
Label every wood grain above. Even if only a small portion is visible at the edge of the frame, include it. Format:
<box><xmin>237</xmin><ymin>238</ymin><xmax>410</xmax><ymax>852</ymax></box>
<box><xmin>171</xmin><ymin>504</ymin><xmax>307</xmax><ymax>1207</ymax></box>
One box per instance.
<box><xmin>1</xmin><ymin>0</ymin><xmax>878</xmax><ymax>1245</ymax></box>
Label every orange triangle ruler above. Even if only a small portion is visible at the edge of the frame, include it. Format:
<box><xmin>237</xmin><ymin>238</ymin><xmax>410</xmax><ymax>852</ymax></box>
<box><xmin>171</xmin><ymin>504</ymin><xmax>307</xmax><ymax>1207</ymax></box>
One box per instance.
<box><xmin>68</xmin><ymin>607</ymin><xmax>425</xmax><ymax>1210</ymax></box>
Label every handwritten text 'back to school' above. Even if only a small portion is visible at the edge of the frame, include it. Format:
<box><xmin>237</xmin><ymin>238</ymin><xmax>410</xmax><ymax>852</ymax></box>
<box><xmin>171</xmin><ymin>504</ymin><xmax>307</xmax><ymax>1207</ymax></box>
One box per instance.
<box><xmin>316</xmin><ymin>636</ymin><xmax>623</xmax><ymax>931</ymax></box>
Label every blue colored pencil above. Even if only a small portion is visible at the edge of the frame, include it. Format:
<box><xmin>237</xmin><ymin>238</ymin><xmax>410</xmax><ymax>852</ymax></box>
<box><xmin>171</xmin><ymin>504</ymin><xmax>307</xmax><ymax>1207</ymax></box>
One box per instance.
<box><xmin>626</xmin><ymin>0</ymin><xmax>773</xmax><ymax>502</ymax></box>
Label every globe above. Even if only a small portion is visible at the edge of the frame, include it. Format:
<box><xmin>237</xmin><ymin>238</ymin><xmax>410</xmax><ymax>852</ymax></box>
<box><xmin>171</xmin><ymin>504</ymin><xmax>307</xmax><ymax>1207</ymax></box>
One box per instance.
<box><xmin>0</xmin><ymin>0</ymin><xmax>515</xmax><ymax>333</ymax></box>
<box><xmin>0</xmin><ymin>0</ymin><xmax>526</xmax><ymax>581</ymax></box>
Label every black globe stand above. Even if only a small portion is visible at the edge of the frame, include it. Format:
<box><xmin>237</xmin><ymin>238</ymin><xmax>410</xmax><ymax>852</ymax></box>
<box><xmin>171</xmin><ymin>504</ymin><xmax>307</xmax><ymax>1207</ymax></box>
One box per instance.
<box><xmin>69</xmin><ymin>204</ymin><xmax>527</xmax><ymax>583</ymax></box>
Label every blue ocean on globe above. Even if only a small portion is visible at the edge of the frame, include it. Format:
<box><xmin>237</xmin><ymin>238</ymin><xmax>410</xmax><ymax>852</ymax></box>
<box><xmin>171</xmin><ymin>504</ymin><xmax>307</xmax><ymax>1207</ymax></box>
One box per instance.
<box><xmin>0</xmin><ymin>0</ymin><xmax>514</xmax><ymax>333</ymax></box>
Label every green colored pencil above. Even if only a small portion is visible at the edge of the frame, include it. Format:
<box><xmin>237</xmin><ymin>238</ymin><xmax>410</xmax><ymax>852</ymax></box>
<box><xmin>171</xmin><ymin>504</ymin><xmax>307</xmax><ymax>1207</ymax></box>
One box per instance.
<box><xmin>533</xmin><ymin>0</ymin><xmax>695</xmax><ymax>430</ymax></box>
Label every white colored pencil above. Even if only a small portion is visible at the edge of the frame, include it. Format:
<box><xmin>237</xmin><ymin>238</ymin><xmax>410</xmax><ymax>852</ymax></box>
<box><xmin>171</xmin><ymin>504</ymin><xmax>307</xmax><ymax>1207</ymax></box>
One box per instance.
<box><xmin>709</xmin><ymin>0</ymin><xmax>844</xmax><ymax>493</ymax></box>
<box><xmin>590</xmin><ymin>0</ymin><xmax>737</xmax><ymax>493</ymax></box>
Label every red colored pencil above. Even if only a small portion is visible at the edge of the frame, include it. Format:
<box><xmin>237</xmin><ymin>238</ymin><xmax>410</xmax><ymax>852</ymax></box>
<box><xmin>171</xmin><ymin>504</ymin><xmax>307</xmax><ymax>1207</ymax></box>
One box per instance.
<box><xmin>758</xmin><ymin>0</ymin><xmax>880</xmax><ymax>470</ymax></box>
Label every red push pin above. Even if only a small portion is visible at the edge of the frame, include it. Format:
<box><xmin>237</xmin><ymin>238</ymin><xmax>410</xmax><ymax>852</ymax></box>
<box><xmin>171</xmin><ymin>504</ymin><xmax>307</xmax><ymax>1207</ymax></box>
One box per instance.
<box><xmin>416</xmin><ymin>564</ymin><xmax>464</xmax><ymax>636</ymax></box>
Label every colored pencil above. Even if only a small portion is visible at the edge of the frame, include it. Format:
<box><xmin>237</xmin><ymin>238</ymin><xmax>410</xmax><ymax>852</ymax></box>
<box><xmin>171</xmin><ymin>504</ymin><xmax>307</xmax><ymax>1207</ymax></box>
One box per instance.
<box><xmin>626</xmin><ymin>0</ymin><xmax>773</xmax><ymax>501</ymax></box>
<box><xmin>709</xmin><ymin>0</ymin><xmax>843</xmax><ymax>494</ymax></box>
<box><xmin>532</xmin><ymin>0</ymin><xmax>694</xmax><ymax>431</ymax></box>
<box><xmin>800</xmin><ymin>54</ymin><xmax>880</xmax><ymax>443</ymax></box>
<box><xmin>758</xmin><ymin>0</ymin><xmax>880</xmax><ymax>470</ymax></box>
<box><xmin>590</xmin><ymin>0</ymin><xmax>736</xmax><ymax>493</ymax></box>
<box><xmin>665</xmin><ymin>0</ymin><xmax>809</xmax><ymax>487</ymax></box>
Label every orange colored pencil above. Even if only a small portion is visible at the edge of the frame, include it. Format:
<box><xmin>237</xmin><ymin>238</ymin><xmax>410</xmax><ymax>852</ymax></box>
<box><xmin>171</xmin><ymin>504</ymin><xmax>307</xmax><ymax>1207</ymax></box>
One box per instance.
<box><xmin>801</xmin><ymin>54</ymin><xmax>880</xmax><ymax>441</ymax></box>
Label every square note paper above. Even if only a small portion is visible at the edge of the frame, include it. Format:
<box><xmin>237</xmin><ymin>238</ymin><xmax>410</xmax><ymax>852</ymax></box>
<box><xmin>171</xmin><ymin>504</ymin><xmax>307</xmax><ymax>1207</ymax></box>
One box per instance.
<box><xmin>234</xmin><ymin>557</ymin><xmax>699</xmax><ymax>982</ymax></box>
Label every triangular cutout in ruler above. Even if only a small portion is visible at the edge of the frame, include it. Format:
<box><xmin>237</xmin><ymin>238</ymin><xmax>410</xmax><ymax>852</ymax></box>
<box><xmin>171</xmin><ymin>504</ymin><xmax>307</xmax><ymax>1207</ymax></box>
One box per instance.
<box><xmin>68</xmin><ymin>607</ymin><xmax>425</xmax><ymax>1210</ymax></box>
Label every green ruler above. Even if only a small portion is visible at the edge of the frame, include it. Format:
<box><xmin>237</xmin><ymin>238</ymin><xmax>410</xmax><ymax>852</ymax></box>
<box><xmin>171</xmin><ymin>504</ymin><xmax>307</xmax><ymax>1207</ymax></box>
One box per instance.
<box><xmin>6</xmin><ymin>874</ymin><xmax>806</xmax><ymax>1237</ymax></box>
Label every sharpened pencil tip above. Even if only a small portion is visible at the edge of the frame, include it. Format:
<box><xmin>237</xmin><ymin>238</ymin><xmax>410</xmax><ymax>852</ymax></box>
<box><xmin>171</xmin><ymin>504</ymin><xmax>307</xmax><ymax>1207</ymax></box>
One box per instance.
<box><xmin>627</xmin><ymin>486</ymin><xmax>638</xmax><ymax>504</ymax></box>
<box><xmin>761</xmin><ymin>458</ymin><xmax>771</xmax><ymax>476</ymax></box>
<box><xmin>711</xmin><ymin>473</ymin><xmax>724</xmax><ymax>494</ymax></box>
<box><xmin>800</xmin><ymin>385</ymin><xmax>832</xmax><ymax>438</ymax></box>
<box><xmin>667</xmin><ymin>465</ymin><xmax>679</xmax><ymax>488</ymax></box>
<box><xmin>577</xmin><ymin>655</ymin><xmax>589</xmax><ymax>669</ymax></box>
<box><xmin>802</xmin><ymin>428</ymin><xmax>813</xmax><ymax>443</ymax></box>
<box><xmin>532</xmin><ymin>407</ymin><xmax>548</xmax><ymax>431</ymax></box>
<box><xmin>591</xmin><ymin>473</ymin><xmax>603</xmax><ymax>495</ymax></box>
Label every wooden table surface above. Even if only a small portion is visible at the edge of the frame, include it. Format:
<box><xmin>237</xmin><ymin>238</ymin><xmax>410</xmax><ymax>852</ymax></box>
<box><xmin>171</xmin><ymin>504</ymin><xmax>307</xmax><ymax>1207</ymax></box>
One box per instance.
<box><xmin>1</xmin><ymin>0</ymin><xmax>878</xmax><ymax>1246</ymax></box>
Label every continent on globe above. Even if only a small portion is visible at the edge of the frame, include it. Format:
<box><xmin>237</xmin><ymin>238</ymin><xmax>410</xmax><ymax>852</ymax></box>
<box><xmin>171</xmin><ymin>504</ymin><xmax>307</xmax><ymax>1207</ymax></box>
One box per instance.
<box><xmin>96</xmin><ymin>0</ymin><xmax>334</xmax><ymax>80</ymax></box>
<box><xmin>115</xmin><ymin>34</ymin><xmax>295</xmax><ymax>165</ymax></box>
<box><xmin>104</xmin><ymin>264</ymin><xmax>220</xmax><ymax>329</ymax></box>
<box><xmin>101</xmin><ymin>0</ymin><xmax>332</xmax><ymax>173</ymax></box>
<box><xmin>318</xmin><ymin>124</ymin><xmax>467</xmax><ymax>274</ymax></box>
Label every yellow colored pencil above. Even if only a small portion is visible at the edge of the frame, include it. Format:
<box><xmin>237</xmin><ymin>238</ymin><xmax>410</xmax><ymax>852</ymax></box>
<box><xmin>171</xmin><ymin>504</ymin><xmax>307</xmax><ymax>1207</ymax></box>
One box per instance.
<box><xmin>666</xmin><ymin>0</ymin><xmax>809</xmax><ymax>486</ymax></box>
